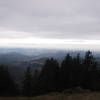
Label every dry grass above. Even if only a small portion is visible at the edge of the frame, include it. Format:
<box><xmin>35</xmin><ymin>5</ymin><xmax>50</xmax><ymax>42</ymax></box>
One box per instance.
<box><xmin>0</xmin><ymin>92</ymin><xmax>100</xmax><ymax>100</ymax></box>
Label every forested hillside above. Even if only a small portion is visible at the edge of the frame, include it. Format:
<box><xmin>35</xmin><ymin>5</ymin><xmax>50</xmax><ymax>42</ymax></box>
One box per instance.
<box><xmin>0</xmin><ymin>50</ymin><xmax>100</xmax><ymax>96</ymax></box>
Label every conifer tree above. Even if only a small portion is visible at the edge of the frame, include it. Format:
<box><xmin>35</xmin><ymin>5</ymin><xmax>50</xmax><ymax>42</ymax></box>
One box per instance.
<box><xmin>82</xmin><ymin>51</ymin><xmax>97</xmax><ymax>89</ymax></box>
<box><xmin>32</xmin><ymin>69</ymin><xmax>40</xmax><ymax>96</ymax></box>
<box><xmin>0</xmin><ymin>65</ymin><xmax>19</xmax><ymax>96</ymax></box>
<box><xmin>72</xmin><ymin>53</ymin><xmax>82</xmax><ymax>87</ymax></box>
<box><xmin>61</xmin><ymin>54</ymin><xmax>73</xmax><ymax>89</ymax></box>
<box><xmin>22</xmin><ymin>67</ymin><xmax>33</xmax><ymax>96</ymax></box>
<box><xmin>38</xmin><ymin>58</ymin><xmax>59</xmax><ymax>94</ymax></box>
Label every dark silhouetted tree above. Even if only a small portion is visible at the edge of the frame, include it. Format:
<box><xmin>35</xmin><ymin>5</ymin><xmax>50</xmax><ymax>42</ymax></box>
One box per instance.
<box><xmin>82</xmin><ymin>51</ymin><xmax>97</xmax><ymax>89</ymax></box>
<box><xmin>61</xmin><ymin>54</ymin><xmax>73</xmax><ymax>89</ymax></box>
<box><xmin>0</xmin><ymin>65</ymin><xmax>19</xmax><ymax>96</ymax></box>
<box><xmin>38</xmin><ymin>58</ymin><xmax>59</xmax><ymax>94</ymax></box>
<box><xmin>22</xmin><ymin>67</ymin><xmax>33</xmax><ymax>96</ymax></box>
<box><xmin>32</xmin><ymin>69</ymin><xmax>40</xmax><ymax>96</ymax></box>
<box><xmin>71</xmin><ymin>53</ymin><xmax>82</xmax><ymax>87</ymax></box>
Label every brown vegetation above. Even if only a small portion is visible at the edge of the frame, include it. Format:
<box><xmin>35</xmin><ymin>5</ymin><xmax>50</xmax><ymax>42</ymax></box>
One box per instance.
<box><xmin>0</xmin><ymin>92</ymin><xmax>100</xmax><ymax>100</ymax></box>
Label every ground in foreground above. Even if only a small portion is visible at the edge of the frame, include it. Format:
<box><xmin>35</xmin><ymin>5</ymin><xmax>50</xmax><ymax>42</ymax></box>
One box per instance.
<box><xmin>0</xmin><ymin>92</ymin><xmax>100</xmax><ymax>100</ymax></box>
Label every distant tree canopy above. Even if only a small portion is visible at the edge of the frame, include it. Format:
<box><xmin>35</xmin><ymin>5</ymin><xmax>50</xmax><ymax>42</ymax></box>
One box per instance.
<box><xmin>0</xmin><ymin>50</ymin><xmax>100</xmax><ymax>96</ymax></box>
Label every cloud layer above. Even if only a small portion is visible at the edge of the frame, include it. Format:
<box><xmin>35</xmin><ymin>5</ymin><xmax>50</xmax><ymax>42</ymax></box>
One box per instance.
<box><xmin>0</xmin><ymin>0</ymin><xmax>100</xmax><ymax>39</ymax></box>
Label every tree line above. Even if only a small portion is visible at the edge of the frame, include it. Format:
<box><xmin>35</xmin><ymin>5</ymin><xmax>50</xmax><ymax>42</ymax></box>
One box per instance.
<box><xmin>0</xmin><ymin>50</ymin><xmax>100</xmax><ymax>96</ymax></box>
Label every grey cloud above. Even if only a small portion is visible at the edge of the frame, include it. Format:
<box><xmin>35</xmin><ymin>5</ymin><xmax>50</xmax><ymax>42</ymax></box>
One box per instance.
<box><xmin>0</xmin><ymin>0</ymin><xmax>100</xmax><ymax>39</ymax></box>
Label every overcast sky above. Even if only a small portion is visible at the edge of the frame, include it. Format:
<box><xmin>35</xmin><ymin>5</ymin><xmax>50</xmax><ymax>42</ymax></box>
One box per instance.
<box><xmin>0</xmin><ymin>0</ymin><xmax>100</xmax><ymax>50</ymax></box>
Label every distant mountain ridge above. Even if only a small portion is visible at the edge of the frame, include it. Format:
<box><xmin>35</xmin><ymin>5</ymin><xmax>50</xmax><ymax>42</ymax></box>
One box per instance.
<box><xmin>0</xmin><ymin>48</ymin><xmax>99</xmax><ymax>65</ymax></box>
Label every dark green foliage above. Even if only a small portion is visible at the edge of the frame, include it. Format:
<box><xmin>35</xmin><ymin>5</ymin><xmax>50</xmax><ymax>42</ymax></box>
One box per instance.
<box><xmin>32</xmin><ymin>69</ymin><xmax>40</xmax><ymax>95</ymax></box>
<box><xmin>60</xmin><ymin>51</ymin><xmax>98</xmax><ymax>90</ymax></box>
<box><xmin>71</xmin><ymin>53</ymin><xmax>82</xmax><ymax>87</ymax></box>
<box><xmin>37</xmin><ymin>58</ymin><xmax>60</xmax><ymax>94</ymax></box>
<box><xmin>81</xmin><ymin>51</ymin><xmax>97</xmax><ymax>89</ymax></box>
<box><xmin>22</xmin><ymin>67</ymin><xmax>33</xmax><ymax>96</ymax></box>
<box><xmin>0</xmin><ymin>65</ymin><xmax>19</xmax><ymax>96</ymax></box>
<box><xmin>60</xmin><ymin>54</ymin><xmax>73</xmax><ymax>89</ymax></box>
<box><xmin>0</xmin><ymin>50</ymin><xmax>100</xmax><ymax>96</ymax></box>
